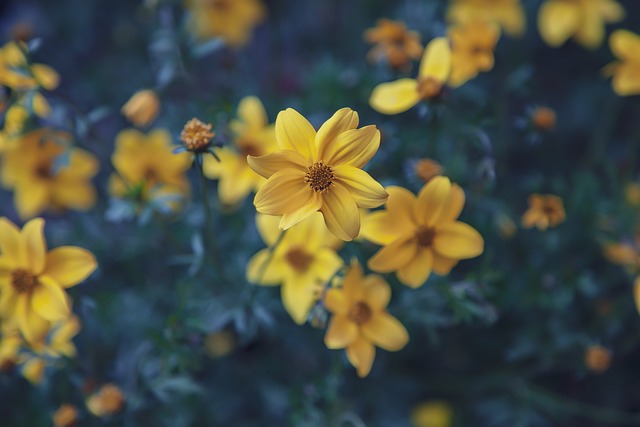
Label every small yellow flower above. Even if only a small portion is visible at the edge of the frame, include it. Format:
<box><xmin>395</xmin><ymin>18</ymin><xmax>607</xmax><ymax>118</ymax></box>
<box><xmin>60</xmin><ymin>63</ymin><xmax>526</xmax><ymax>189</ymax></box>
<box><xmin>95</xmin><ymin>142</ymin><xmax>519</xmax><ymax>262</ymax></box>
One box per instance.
<box><xmin>247</xmin><ymin>213</ymin><xmax>343</xmax><ymax>324</ymax></box>
<box><xmin>448</xmin><ymin>21</ymin><xmax>500</xmax><ymax>87</ymax></box>
<box><xmin>247</xmin><ymin>107</ymin><xmax>388</xmax><ymax>241</ymax></box>
<box><xmin>413</xmin><ymin>158</ymin><xmax>443</xmax><ymax>182</ymax></box>
<box><xmin>324</xmin><ymin>260</ymin><xmax>409</xmax><ymax>378</ymax></box>
<box><xmin>364</xmin><ymin>19</ymin><xmax>423</xmax><ymax>70</ymax></box>
<box><xmin>538</xmin><ymin>0</ymin><xmax>624</xmax><ymax>49</ymax></box>
<box><xmin>185</xmin><ymin>0</ymin><xmax>266</xmax><ymax>47</ymax></box>
<box><xmin>604</xmin><ymin>30</ymin><xmax>640</xmax><ymax>96</ymax></box>
<box><xmin>531</xmin><ymin>106</ymin><xmax>557</xmax><ymax>131</ymax></box>
<box><xmin>411</xmin><ymin>400</ymin><xmax>453</xmax><ymax>427</ymax></box>
<box><xmin>584</xmin><ymin>345</ymin><xmax>611</xmax><ymax>373</ymax></box>
<box><xmin>447</xmin><ymin>0</ymin><xmax>525</xmax><ymax>38</ymax></box>
<box><xmin>204</xmin><ymin>96</ymin><xmax>276</xmax><ymax>205</ymax></box>
<box><xmin>370</xmin><ymin>37</ymin><xmax>451</xmax><ymax>115</ymax></box>
<box><xmin>0</xmin><ymin>129</ymin><xmax>99</xmax><ymax>219</ymax></box>
<box><xmin>53</xmin><ymin>404</ymin><xmax>78</xmax><ymax>427</ymax></box>
<box><xmin>521</xmin><ymin>194</ymin><xmax>565</xmax><ymax>230</ymax></box>
<box><xmin>0</xmin><ymin>218</ymin><xmax>96</xmax><ymax>343</ymax></box>
<box><xmin>86</xmin><ymin>383</ymin><xmax>125</xmax><ymax>417</ymax></box>
<box><xmin>121</xmin><ymin>89</ymin><xmax>160</xmax><ymax>127</ymax></box>
<box><xmin>180</xmin><ymin>117</ymin><xmax>215</xmax><ymax>153</ymax></box>
<box><xmin>363</xmin><ymin>177</ymin><xmax>484</xmax><ymax>288</ymax></box>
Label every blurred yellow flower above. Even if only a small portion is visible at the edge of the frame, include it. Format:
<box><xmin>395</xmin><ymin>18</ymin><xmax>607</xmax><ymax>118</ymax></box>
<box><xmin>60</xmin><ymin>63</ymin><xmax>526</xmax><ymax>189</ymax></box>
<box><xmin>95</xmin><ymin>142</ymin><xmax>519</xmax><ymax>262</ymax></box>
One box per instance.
<box><xmin>185</xmin><ymin>0</ymin><xmax>266</xmax><ymax>47</ymax></box>
<box><xmin>364</xmin><ymin>177</ymin><xmax>484</xmax><ymax>288</ymax></box>
<box><xmin>364</xmin><ymin>19</ymin><xmax>423</xmax><ymax>70</ymax></box>
<box><xmin>603</xmin><ymin>241</ymin><xmax>639</xmax><ymax>273</ymax></box>
<box><xmin>604</xmin><ymin>30</ymin><xmax>640</xmax><ymax>96</ymax></box>
<box><xmin>413</xmin><ymin>158</ymin><xmax>443</xmax><ymax>182</ymax></box>
<box><xmin>369</xmin><ymin>37</ymin><xmax>451</xmax><ymax>115</ymax></box>
<box><xmin>0</xmin><ymin>129</ymin><xmax>99</xmax><ymax>219</ymax></box>
<box><xmin>531</xmin><ymin>106</ymin><xmax>557</xmax><ymax>131</ymax></box>
<box><xmin>121</xmin><ymin>89</ymin><xmax>160</xmax><ymax>127</ymax></box>
<box><xmin>584</xmin><ymin>345</ymin><xmax>611</xmax><ymax>373</ymax></box>
<box><xmin>87</xmin><ymin>383</ymin><xmax>125</xmax><ymax>417</ymax></box>
<box><xmin>521</xmin><ymin>194</ymin><xmax>565</xmax><ymax>230</ymax></box>
<box><xmin>538</xmin><ymin>0</ymin><xmax>624</xmax><ymax>49</ymax></box>
<box><xmin>0</xmin><ymin>218</ymin><xmax>96</xmax><ymax>343</ymax></box>
<box><xmin>625</xmin><ymin>182</ymin><xmax>640</xmax><ymax>206</ymax></box>
<box><xmin>204</xmin><ymin>96</ymin><xmax>276</xmax><ymax>205</ymax></box>
<box><xmin>248</xmin><ymin>107</ymin><xmax>387</xmax><ymax>241</ymax></box>
<box><xmin>53</xmin><ymin>404</ymin><xmax>78</xmax><ymax>427</ymax></box>
<box><xmin>411</xmin><ymin>400</ymin><xmax>453</xmax><ymax>427</ymax></box>
<box><xmin>247</xmin><ymin>213</ymin><xmax>343</xmax><ymax>324</ymax></box>
<box><xmin>447</xmin><ymin>0</ymin><xmax>525</xmax><ymax>37</ymax></box>
<box><xmin>324</xmin><ymin>260</ymin><xmax>408</xmax><ymax>378</ymax></box>
<box><xmin>204</xmin><ymin>329</ymin><xmax>236</xmax><ymax>358</ymax></box>
<box><xmin>448</xmin><ymin>21</ymin><xmax>500</xmax><ymax>87</ymax></box>
<box><xmin>0</xmin><ymin>41</ymin><xmax>60</xmax><ymax>91</ymax></box>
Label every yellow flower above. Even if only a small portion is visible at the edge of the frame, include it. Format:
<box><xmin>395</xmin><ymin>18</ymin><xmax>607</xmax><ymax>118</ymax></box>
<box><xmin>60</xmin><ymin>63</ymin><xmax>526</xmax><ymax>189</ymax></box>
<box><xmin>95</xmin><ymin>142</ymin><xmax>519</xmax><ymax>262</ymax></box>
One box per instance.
<box><xmin>604</xmin><ymin>30</ymin><xmax>640</xmax><ymax>96</ymax></box>
<box><xmin>363</xmin><ymin>177</ymin><xmax>484</xmax><ymax>288</ymax></box>
<box><xmin>86</xmin><ymin>383</ymin><xmax>125</xmax><ymax>417</ymax></box>
<box><xmin>0</xmin><ymin>129</ymin><xmax>99</xmax><ymax>219</ymax></box>
<box><xmin>180</xmin><ymin>117</ymin><xmax>215</xmax><ymax>153</ymax></box>
<box><xmin>364</xmin><ymin>19</ymin><xmax>423</xmax><ymax>70</ymax></box>
<box><xmin>0</xmin><ymin>41</ymin><xmax>60</xmax><ymax>91</ymax></box>
<box><xmin>247</xmin><ymin>213</ymin><xmax>343</xmax><ymax>324</ymax></box>
<box><xmin>323</xmin><ymin>260</ymin><xmax>409</xmax><ymax>378</ymax></box>
<box><xmin>247</xmin><ymin>107</ymin><xmax>388</xmax><ymax>241</ymax></box>
<box><xmin>603</xmin><ymin>241</ymin><xmax>639</xmax><ymax>273</ymax></box>
<box><xmin>521</xmin><ymin>194</ymin><xmax>565</xmax><ymax>230</ymax></box>
<box><xmin>413</xmin><ymin>158</ymin><xmax>443</xmax><ymax>182</ymax></box>
<box><xmin>538</xmin><ymin>0</ymin><xmax>624</xmax><ymax>49</ymax></box>
<box><xmin>121</xmin><ymin>89</ymin><xmax>160</xmax><ymax>127</ymax></box>
<box><xmin>204</xmin><ymin>96</ymin><xmax>276</xmax><ymax>205</ymax></box>
<box><xmin>53</xmin><ymin>404</ymin><xmax>78</xmax><ymax>427</ymax></box>
<box><xmin>369</xmin><ymin>37</ymin><xmax>451</xmax><ymax>115</ymax></box>
<box><xmin>204</xmin><ymin>329</ymin><xmax>236</xmax><ymax>358</ymax></box>
<box><xmin>447</xmin><ymin>0</ymin><xmax>525</xmax><ymax>37</ymax></box>
<box><xmin>0</xmin><ymin>218</ymin><xmax>96</xmax><ymax>343</ymax></box>
<box><xmin>531</xmin><ymin>106</ymin><xmax>557</xmax><ymax>131</ymax></box>
<box><xmin>584</xmin><ymin>345</ymin><xmax>611</xmax><ymax>373</ymax></box>
<box><xmin>185</xmin><ymin>0</ymin><xmax>266</xmax><ymax>47</ymax></box>
<box><xmin>109</xmin><ymin>128</ymin><xmax>191</xmax><ymax>213</ymax></box>
<box><xmin>448</xmin><ymin>21</ymin><xmax>500</xmax><ymax>87</ymax></box>
<box><xmin>411</xmin><ymin>400</ymin><xmax>453</xmax><ymax>427</ymax></box>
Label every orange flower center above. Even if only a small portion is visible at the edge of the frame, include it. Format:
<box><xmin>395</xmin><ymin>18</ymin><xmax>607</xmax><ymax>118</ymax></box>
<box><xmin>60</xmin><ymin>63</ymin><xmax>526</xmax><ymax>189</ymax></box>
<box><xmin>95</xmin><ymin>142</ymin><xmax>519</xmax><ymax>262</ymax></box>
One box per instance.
<box><xmin>181</xmin><ymin>118</ymin><xmax>214</xmax><ymax>152</ymax></box>
<box><xmin>285</xmin><ymin>247</ymin><xmax>313</xmax><ymax>273</ymax></box>
<box><xmin>304</xmin><ymin>161</ymin><xmax>335</xmax><ymax>193</ymax></box>
<box><xmin>208</xmin><ymin>0</ymin><xmax>231</xmax><ymax>11</ymax></box>
<box><xmin>143</xmin><ymin>167</ymin><xmax>159</xmax><ymax>183</ymax></box>
<box><xmin>239</xmin><ymin>142</ymin><xmax>261</xmax><ymax>160</ymax></box>
<box><xmin>348</xmin><ymin>301</ymin><xmax>372</xmax><ymax>325</ymax></box>
<box><xmin>415</xmin><ymin>227</ymin><xmax>436</xmax><ymax>248</ymax></box>
<box><xmin>35</xmin><ymin>162</ymin><xmax>53</xmax><ymax>180</ymax></box>
<box><xmin>11</xmin><ymin>268</ymin><xmax>38</xmax><ymax>294</ymax></box>
<box><xmin>416</xmin><ymin>76</ymin><xmax>443</xmax><ymax>100</ymax></box>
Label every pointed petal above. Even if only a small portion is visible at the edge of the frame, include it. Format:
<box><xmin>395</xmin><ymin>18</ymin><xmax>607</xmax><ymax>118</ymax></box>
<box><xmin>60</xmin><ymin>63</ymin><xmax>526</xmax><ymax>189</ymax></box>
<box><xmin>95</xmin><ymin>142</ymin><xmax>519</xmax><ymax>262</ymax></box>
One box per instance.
<box><xmin>610</xmin><ymin>30</ymin><xmax>640</xmax><ymax>61</ymax></box>
<box><xmin>368</xmin><ymin>236</ymin><xmax>417</xmax><ymax>273</ymax></box>
<box><xmin>363</xmin><ymin>274</ymin><xmax>391</xmax><ymax>310</ymax></box>
<box><xmin>247</xmin><ymin>150</ymin><xmax>308</xmax><ymax>179</ymax></box>
<box><xmin>316</xmin><ymin>108</ymin><xmax>359</xmax><ymax>159</ymax></box>
<box><xmin>362</xmin><ymin>312</ymin><xmax>409</xmax><ymax>351</ymax></box>
<box><xmin>343</xmin><ymin>260</ymin><xmax>365</xmax><ymax>302</ymax></box>
<box><xmin>537</xmin><ymin>1</ymin><xmax>580</xmax><ymax>47</ymax></box>
<box><xmin>16</xmin><ymin>296</ymin><xmax>49</xmax><ymax>343</ymax></box>
<box><xmin>275</xmin><ymin>108</ymin><xmax>316</xmax><ymax>161</ymax></box>
<box><xmin>0</xmin><ymin>217</ymin><xmax>26</xmax><ymax>267</ymax></box>
<box><xmin>444</xmin><ymin>183</ymin><xmax>465</xmax><ymax>221</ymax></box>
<box><xmin>346</xmin><ymin>337</ymin><xmax>376</xmax><ymax>378</ymax></box>
<box><xmin>237</xmin><ymin>96</ymin><xmax>268</xmax><ymax>130</ymax></box>
<box><xmin>320</xmin><ymin>183</ymin><xmax>360</xmax><ymax>241</ymax></box>
<box><xmin>253</xmin><ymin>169</ymin><xmax>310</xmax><ymax>216</ymax></box>
<box><xmin>432</xmin><ymin>253</ymin><xmax>459</xmax><ymax>276</ymax></box>
<box><xmin>282</xmin><ymin>280</ymin><xmax>319</xmax><ymax>325</ymax></box>
<box><xmin>43</xmin><ymin>247</ymin><xmax>97</xmax><ymax>288</ymax></box>
<box><xmin>397</xmin><ymin>248</ymin><xmax>433</xmax><ymax>288</ymax></box>
<box><xmin>611</xmin><ymin>63</ymin><xmax>640</xmax><ymax>96</ymax></box>
<box><xmin>433</xmin><ymin>222</ymin><xmax>484</xmax><ymax>259</ymax></box>
<box><xmin>15</xmin><ymin>182</ymin><xmax>49</xmax><ymax>219</ymax></box>
<box><xmin>255</xmin><ymin>214</ymin><xmax>283</xmax><ymax>246</ymax></box>
<box><xmin>369</xmin><ymin>79</ymin><xmax>420</xmax><ymax>115</ymax></box>
<box><xmin>333</xmin><ymin>165</ymin><xmax>387</xmax><ymax>209</ymax></box>
<box><xmin>324</xmin><ymin>288</ymin><xmax>349</xmax><ymax>315</ymax></box>
<box><xmin>320</xmin><ymin>126</ymin><xmax>380</xmax><ymax>169</ymax></box>
<box><xmin>31</xmin><ymin>276</ymin><xmax>70</xmax><ymax>321</ymax></box>
<box><xmin>415</xmin><ymin>176</ymin><xmax>452</xmax><ymax>227</ymax></box>
<box><xmin>325</xmin><ymin>315</ymin><xmax>358</xmax><ymax>349</ymax></box>
<box><xmin>22</xmin><ymin>218</ymin><xmax>46</xmax><ymax>274</ymax></box>
<box><xmin>419</xmin><ymin>37</ymin><xmax>451</xmax><ymax>81</ymax></box>
<box><xmin>246</xmin><ymin>249</ymin><xmax>285</xmax><ymax>285</ymax></box>
<box><xmin>279</xmin><ymin>191</ymin><xmax>322</xmax><ymax>229</ymax></box>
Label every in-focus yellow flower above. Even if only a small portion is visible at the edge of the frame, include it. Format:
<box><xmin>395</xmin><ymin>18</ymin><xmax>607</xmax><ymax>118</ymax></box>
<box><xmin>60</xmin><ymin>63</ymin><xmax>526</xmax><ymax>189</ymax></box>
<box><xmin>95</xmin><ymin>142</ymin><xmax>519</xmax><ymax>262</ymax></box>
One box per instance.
<box><xmin>204</xmin><ymin>96</ymin><xmax>276</xmax><ymax>205</ymax></box>
<box><xmin>411</xmin><ymin>400</ymin><xmax>453</xmax><ymax>427</ymax></box>
<box><xmin>447</xmin><ymin>0</ymin><xmax>525</xmax><ymax>37</ymax></box>
<box><xmin>248</xmin><ymin>107</ymin><xmax>387</xmax><ymax>241</ymax></box>
<box><xmin>180</xmin><ymin>117</ymin><xmax>215</xmax><ymax>154</ymax></box>
<box><xmin>531</xmin><ymin>106</ymin><xmax>557</xmax><ymax>131</ymax></box>
<box><xmin>364</xmin><ymin>19</ymin><xmax>423</xmax><ymax>70</ymax></box>
<box><xmin>121</xmin><ymin>89</ymin><xmax>160</xmax><ymax>128</ymax></box>
<box><xmin>53</xmin><ymin>404</ymin><xmax>78</xmax><ymax>427</ymax></box>
<box><xmin>538</xmin><ymin>0</ymin><xmax>624</xmax><ymax>49</ymax></box>
<box><xmin>413</xmin><ymin>158</ymin><xmax>443</xmax><ymax>182</ymax></box>
<box><xmin>0</xmin><ymin>218</ymin><xmax>96</xmax><ymax>343</ymax></box>
<box><xmin>86</xmin><ymin>383</ymin><xmax>125</xmax><ymax>417</ymax></box>
<box><xmin>185</xmin><ymin>0</ymin><xmax>266</xmax><ymax>47</ymax></box>
<box><xmin>0</xmin><ymin>129</ymin><xmax>99</xmax><ymax>219</ymax></box>
<box><xmin>369</xmin><ymin>38</ymin><xmax>451</xmax><ymax>115</ymax></box>
<box><xmin>521</xmin><ymin>194</ymin><xmax>565</xmax><ymax>230</ymax></box>
<box><xmin>247</xmin><ymin>213</ymin><xmax>343</xmax><ymax>324</ymax></box>
<box><xmin>363</xmin><ymin>177</ymin><xmax>484</xmax><ymax>288</ymax></box>
<box><xmin>584</xmin><ymin>345</ymin><xmax>611</xmax><ymax>373</ymax></box>
<box><xmin>448</xmin><ymin>21</ymin><xmax>500</xmax><ymax>87</ymax></box>
<box><xmin>604</xmin><ymin>30</ymin><xmax>640</xmax><ymax>96</ymax></box>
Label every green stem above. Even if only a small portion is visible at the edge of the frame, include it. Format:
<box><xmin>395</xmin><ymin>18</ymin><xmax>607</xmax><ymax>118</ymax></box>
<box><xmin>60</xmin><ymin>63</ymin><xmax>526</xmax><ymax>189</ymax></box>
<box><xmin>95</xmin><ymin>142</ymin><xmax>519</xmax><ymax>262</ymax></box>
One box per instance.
<box><xmin>197</xmin><ymin>157</ymin><xmax>226</xmax><ymax>282</ymax></box>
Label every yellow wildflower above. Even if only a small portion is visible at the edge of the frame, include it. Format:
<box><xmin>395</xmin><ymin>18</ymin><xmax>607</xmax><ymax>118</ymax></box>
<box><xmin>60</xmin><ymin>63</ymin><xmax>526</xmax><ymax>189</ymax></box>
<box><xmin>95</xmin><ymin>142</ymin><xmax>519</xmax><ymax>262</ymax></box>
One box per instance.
<box><xmin>121</xmin><ymin>89</ymin><xmax>160</xmax><ymax>127</ymax></box>
<box><xmin>447</xmin><ymin>0</ymin><xmax>525</xmax><ymax>37</ymax></box>
<box><xmin>448</xmin><ymin>21</ymin><xmax>500</xmax><ymax>87</ymax></box>
<box><xmin>185</xmin><ymin>0</ymin><xmax>266</xmax><ymax>47</ymax></box>
<box><xmin>364</xmin><ymin>19</ymin><xmax>423</xmax><ymax>70</ymax></box>
<box><xmin>203</xmin><ymin>96</ymin><xmax>276</xmax><ymax>205</ymax></box>
<box><xmin>86</xmin><ymin>383</ymin><xmax>125</xmax><ymax>417</ymax></box>
<box><xmin>603</xmin><ymin>241</ymin><xmax>639</xmax><ymax>273</ymax></box>
<box><xmin>604</xmin><ymin>30</ymin><xmax>640</xmax><ymax>96</ymax></box>
<box><xmin>413</xmin><ymin>158</ymin><xmax>443</xmax><ymax>182</ymax></box>
<box><xmin>247</xmin><ymin>107</ymin><xmax>387</xmax><ymax>241</ymax></box>
<box><xmin>247</xmin><ymin>213</ymin><xmax>343</xmax><ymax>324</ymax></box>
<box><xmin>0</xmin><ymin>129</ymin><xmax>98</xmax><ymax>219</ymax></box>
<box><xmin>0</xmin><ymin>218</ymin><xmax>96</xmax><ymax>343</ymax></box>
<box><xmin>538</xmin><ymin>0</ymin><xmax>624</xmax><ymax>49</ymax></box>
<box><xmin>180</xmin><ymin>117</ymin><xmax>215</xmax><ymax>153</ymax></box>
<box><xmin>411</xmin><ymin>400</ymin><xmax>453</xmax><ymax>427</ymax></box>
<box><xmin>531</xmin><ymin>106</ymin><xmax>557</xmax><ymax>131</ymax></box>
<box><xmin>0</xmin><ymin>41</ymin><xmax>60</xmax><ymax>91</ymax></box>
<box><xmin>324</xmin><ymin>260</ymin><xmax>409</xmax><ymax>378</ymax></box>
<box><xmin>363</xmin><ymin>177</ymin><xmax>484</xmax><ymax>288</ymax></box>
<box><xmin>369</xmin><ymin>37</ymin><xmax>451</xmax><ymax>115</ymax></box>
<box><xmin>521</xmin><ymin>194</ymin><xmax>565</xmax><ymax>230</ymax></box>
<box><xmin>53</xmin><ymin>404</ymin><xmax>78</xmax><ymax>427</ymax></box>
<box><xmin>584</xmin><ymin>345</ymin><xmax>611</xmax><ymax>373</ymax></box>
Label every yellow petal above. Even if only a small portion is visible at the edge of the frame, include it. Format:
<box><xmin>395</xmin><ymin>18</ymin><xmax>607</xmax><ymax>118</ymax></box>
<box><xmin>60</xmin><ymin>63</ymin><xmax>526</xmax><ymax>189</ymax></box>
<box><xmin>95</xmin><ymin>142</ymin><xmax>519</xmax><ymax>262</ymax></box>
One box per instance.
<box><xmin>397</xmin><ymin>248</ymin><xmax>433</xmax><ymax>288</ymax></box>
<box><xmin>237</xmin><ymin>96</ymin><xmax>268</xmax><ymax>131</ymax></box>
<box><xmin>15</xmin><ymin>182</ymin><xmax>49</xmax><ymax>219</ymax></box>
<box><xmin>31</xmin><ymin>64</ymin><xmax>60</xmax><ymax>90</ymax></box>
<box><xmin>319</xmin><ymin>126</ymin><xmax>380</xmax><ymax>168</ymax></box>
<box><xmin>433</xmin><ymin>222</ymin><xmax>484</xmax><ymax>259</ymax></box>
<box><xmin>574</xmin><ymin>7</ymin><xmax>606</xmax><ymax>49</ymax></box>
<box><xmin>362</xmin><ymin>312</ymin><xmax>409</xmax><ymax>351</ymax></box>
<box><xmin>538</xmin><ymin>1</ymin><xmax>580</xmax><ymax>47</ymax></box>
<box><xmin>246</xmin><ymin>249</ymin><xmax>284</xmax><ymax>285</ymax></box>
<box><xmin>253</xmin><ymin>169</ymin><xmax>310</xmax><ymax>216</ymax></box>
<box><xmin>310</xmin><ymin>248</ymin><xmax>344</xmax><ymax>282</ymax></box>
<box><xmin>324</xmin><ymin>288</ymin><xmax>349</xmax><ymax>315</ymax></box>
<box><xmin>22</xmin><ymin>218</ymin><xmax>46</xmax><ymax>274</ymax></box>
<box><xmin>32</xmin><ymin>92</ymin><xmax>51</xmax><ymax>117</ymax></box>
<box><xmin>31</xmin><ymin>276</ymin><xmax>70</xmax><ymax>321</ymax></box>
<box><xmin>275</xmin><ymin>108</ymin><xmax>316</xmax><ymax>161</ymax></box>
<box><xmin>444</xmin><ymin>184</ymin><xmax>465</xmax><ymax>221</ymax></box>
<box><xmin>363</xmin><ymin>274</ymin><xmax>390</xmax><ymax>310</ymax></box>
<box><xmin>342</xmin><ymin>259</ymin><xmax>365</xmax><ymax>302</ymax></box>
<box><xmin>0</xmin><ymin>217</ymin><xmax>26</xmax><ymax>267</ymax></box>
<box><xmin>315</xmin><ymin>108</ymin><xmax>359</xmax><ymax>158</ymax></box>
<box><xmin>255</xmin><ymin>213</ymin><xmax>283</xmax><ymax>246</ymax></box>
<box><xmin>21</xmin><ymin>357</ymin><xmax>45</xmax><ymax>384</ymax></box>
<box><xmin>247</xmin><ymin>150</ymin><xmax>308</xmax><ymax>179</ymax></box>
<box><xmin>325</xmin><ymin>314</ymin><xmax>358</xmax><ymax>349</ymax></box>
<box><xmin>634</xmin><ymin>277</ymin><xmax>640</xmax><ymax>315</ymax></box>
<box><xmin>610</xmin><ymin>30</ymin><xmax>640</xmax><ymax>61</ymax></box>
<box><xmin>346</xmin><ymin>337</ymin><xmax>376</xmax><ymax>378</ymax></box>
<box><xmin>419</xmin><ymin>37</ymin><xmax>451</xmax><ymax>81</ymax></box>
<box><xmin>369</xmin><ymin>78</ymin><xmax>420</xmax><ymax>115</ymax></box>
<box><xmin>361</xmin><ymin>211</ymin><xmax>399</xmax><ymax>246</ymax></box>
<box><xmin>16</xmin><ymin>296</ymin><xmax>49</xmax><ymax>343</ymax></box>
<box><xmin>432</xmin><ymin>253</ymin><xmax>459</xmax><ymax>276</ymax></box>
<box><xmin>368</xmin><ymin>236</ymin><xmax>417</xmax><ymax>273</ymax></box>
<box><xmin>415</xmin><ymin>176</ymin><xmax>452</xmax><ymax>227</ymax></box>
<box><xmin>280</xmin><ymin>191</ymin><xmax>323</xmax><ymax>229</ymax></box>
<box><xmin>281</xmin><ymin>280</ymin><xmax>318</xmax><ymax>325</ymax></box>
<box><xmin>320</xmin><ymin>183</ymin><xmax>360</xmax><ymax>241</ymax></box>
<box><xmin>43</xmin><ymin>247</ymin><xmax>97</xmax><ymax>288</ymax></box>
<box><xmin>612</xmin><ymin>63</ymin><xmax>640</xmax><ymax>96</ymax></box>
<box><xmin>333</xmin><ymin>165</ymin><xmax>387</xmax><ymax>209</ymax></box>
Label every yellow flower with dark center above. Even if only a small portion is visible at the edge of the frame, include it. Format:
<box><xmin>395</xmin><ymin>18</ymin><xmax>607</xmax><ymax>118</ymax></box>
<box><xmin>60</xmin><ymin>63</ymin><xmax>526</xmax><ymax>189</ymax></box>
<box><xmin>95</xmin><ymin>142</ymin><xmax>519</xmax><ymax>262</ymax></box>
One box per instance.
<box><xmin>363</xmin><ymin>177</ymin><xmax>484</xmax><ymax>288</ymax></box>
<box><xmin>323</xmin><ymin>260</ymin><xmax>408</xmax><ymax>378</ymax></box>
<box><xmin>204</xmin><ymin>96</ymin><xmax>276</xmax><ymax>205</ymax></box>
<box><xmin>247</xmin><ymin>107</ymin><xmax>387</xmax><ymax>241</ymax></box>
<box><xmin>185</xmin><ymin>0</ymin><xmax>266</xmax><ymax>47</ymax></box>
<box><xmin>369</xmin><ymin>38</ymin><xmax>451</xmax><ymax>115</ymax></box>
<box><xmin>364</xmin><ymin>19</ymin><xmax>423</xmax><ymax>70</ymax></box>
<box><xmin>538</xmin><ymin>0</ymin><xmax>624</xmax><ymax>49</ymax></box>
<box><xmin>247</xmin><ymin>213</ymin><xmax>343</xmax><ymax>324</ymax></box>
<box><xmin>531</xmin><ymin>106</ymin><xmax>557</xmax><ymax>131</ymax></box>
<box><xmin>447</xmin><ymin>21</ymin><xmax>500</xmax><ymax>87</ymax></box>
<box><xmin>0</xmin><ymin>218</ymin><xmax>96</xmax><ymax>343</ymax></box>
<box><xmin>584</xmin><ymin>345</ymin><xmax>611</xmax><ymax>373</ymax></box>
<box><xmin>86</xmin><ymin>383</ymin><xmax>125</xmax><ymax>417</ymax></box>
<box><xmin>604</xmin><ymin>30</ymin><xmax>640</xmax><ymax>96</ymax></box>
<box><xmin>180</xmin><ymin>118</ymin><xmax>215</xmax><ymax>153</ymax></box>
<box><xmin>121</xmin><ymin>89</ymin><xmax>160</xmax><ymax>128</ymax></box>
<box><xmin>0</xmin><ymin>129</ymin><xmax>99</xmax><ymax>219</ymax></box>
<box><xmin>411</xmin><ymin>400</ymin><xmax>453</xmax><ymax>427</ymax></box>
<box><xmin>447</xmin><ymin>0</ymin><xmax>525</xmax><ymax>38</ymax></box>
<box><xmin>53</xmin><ymin>404</ymin><xmax>78</xmax><ymax>427</ymax></box>
<box><xmin>521</xmin><ymin>194</ymin><xmax>565</xmax><ymax>230</ymax></box>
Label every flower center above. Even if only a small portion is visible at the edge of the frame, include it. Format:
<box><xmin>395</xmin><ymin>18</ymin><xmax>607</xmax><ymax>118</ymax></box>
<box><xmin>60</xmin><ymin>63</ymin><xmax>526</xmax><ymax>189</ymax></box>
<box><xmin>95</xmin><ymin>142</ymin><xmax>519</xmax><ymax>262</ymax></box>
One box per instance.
<box><xmin>35</xmin><ymin>162</ymin><xmax>53</xmax><ymax>180</ymax></box>
<box><xmin>143</xmin><ymin>167</ymin><xmax>159</xmax><ymax>183</ymax></box>
<box><xmin>10</xmin><ymin>269</ymin><xmax>38</xmax><ymax>294</ymax></box>
<box><xmin>239</xmin><ymin>142</ymin><xmax>261</xmax><ymax>160</ymax></box>
<box><xmin>415</xmin><ymin>227</ymin><xmax>436</xmax><ymax>248</ymax></box>
<box><xmin>209</xmin><ymin>0</ymin><xmax>231</xmax><ymax>11</ymax></box>
<box><xmin>416</xmin><ymin>76</ymin><xmax>443</xmax><ymax>100</ymax></box>
<box><xmin>304</xmin><ymin>161</ymin><xmax>335</xmax><ymax>193</ymax></box>
<box><xmin>348</xmin><ymin>301</ymin><xmax>372</xmax><ymax>325</ymax></box>
<box><xmin>181</xmin><ymin>118</ymin><xmax>214</xmax><ymax>152</ymax></box>
<box><xmin>285</xmin><ymin>247</ymin><xmax>313</xmax><ymax>273</ymax></box>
